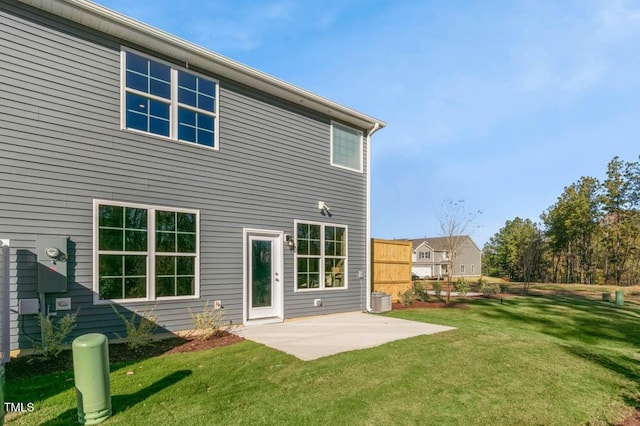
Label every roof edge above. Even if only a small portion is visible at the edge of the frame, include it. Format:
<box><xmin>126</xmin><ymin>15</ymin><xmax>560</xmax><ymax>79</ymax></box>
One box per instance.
<box><xmin>18</xmin><ymin>0</ymin><xmax>386</xmax><ymax>131</ymax></box>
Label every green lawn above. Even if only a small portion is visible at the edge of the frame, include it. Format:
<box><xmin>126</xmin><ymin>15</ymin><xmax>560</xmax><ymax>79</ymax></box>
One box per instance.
<box><xmin>5</xmin><ymin>294</ymin><xmax>640</xmax><ymax>425</ymax></box>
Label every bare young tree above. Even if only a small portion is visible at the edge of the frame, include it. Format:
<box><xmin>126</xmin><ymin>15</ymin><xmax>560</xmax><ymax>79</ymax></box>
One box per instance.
<box><xmin>438</xmin><ymin>200</ymin><xmax>481</xmax><ymax>304</ymax></box>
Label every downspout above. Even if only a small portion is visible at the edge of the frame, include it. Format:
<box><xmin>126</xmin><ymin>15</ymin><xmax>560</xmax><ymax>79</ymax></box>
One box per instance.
<box><xmin>365</xmin><ymin>122</ymin><xmax>382</xmax><ymax>312</ymax></box>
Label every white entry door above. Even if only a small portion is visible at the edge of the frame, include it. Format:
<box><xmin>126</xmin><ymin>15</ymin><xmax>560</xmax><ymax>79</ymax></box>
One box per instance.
<box><xmin>245</xmin><ymin>230</ymin><xmax>283</xmax><ymax>322</ymax></box>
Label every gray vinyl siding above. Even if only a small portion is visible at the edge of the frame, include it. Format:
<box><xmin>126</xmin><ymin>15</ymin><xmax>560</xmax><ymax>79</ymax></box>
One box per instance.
<box><xmin>410</xmin><ymin>238</ymin><xmax>482</xmax><ymax>278</ymax></box>
<box><xmin>453</xmin><ymin>239</ymin><xmax>482</xmax><ymax>278</ymax></box>
<box><xmin>0</xmin><ymin>0</ymin><xmax>368</xmax><ymax>350</ymax></box>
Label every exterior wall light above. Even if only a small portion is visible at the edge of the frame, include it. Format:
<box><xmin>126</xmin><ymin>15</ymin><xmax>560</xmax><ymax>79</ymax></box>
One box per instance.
<box><xmin>285</xmin><ymin>234</ymin><xmax>296</xmax><ymax>251</ymax></box>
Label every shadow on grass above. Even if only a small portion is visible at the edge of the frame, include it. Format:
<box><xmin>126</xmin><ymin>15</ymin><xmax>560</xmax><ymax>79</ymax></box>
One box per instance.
<box><xmin>473</xmin><ymin>294</ymin><xmax>640</xmax><ymax>347</ymax></box>
<box><xmin>41</xmin><ymin>370</ymin><xmax>192</xmax><ymax>425</ymax></box>
<box><xmin>5</xmin><ymin>337</ymin><xmax>191</xmax><ymax>405</ymax></box>
<box><xmin>565</xmin><ymin>345</ymin><xmax>640</xmax><ymax>382</ymax></box>
<box><xmin>6</xmin><ymin>337</ymin><xmax>191</xmax><ymax>380</ymax></box>
<box><xmin>469</xmin><ymin>294</ymin><xmax>640</xmax><ymax>386</ymax></box>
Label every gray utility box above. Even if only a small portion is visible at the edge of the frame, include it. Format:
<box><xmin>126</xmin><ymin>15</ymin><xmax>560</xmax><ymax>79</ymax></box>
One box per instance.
<box><xmin>371</xmin><ymin>292</ymin><xmax>392</xmax><ymax>313</ymax></box>
<box><xmin>37</xmin><ymin>236</ymin><xmax>69</xmax><ymax>293</ymax></box>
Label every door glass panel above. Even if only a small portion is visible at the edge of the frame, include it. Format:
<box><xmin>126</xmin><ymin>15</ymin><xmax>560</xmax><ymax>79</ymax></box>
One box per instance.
<box><xmin>251</xmin><ymin>240</ymin><xmax>272</xmax><ymax>308</ymax></box>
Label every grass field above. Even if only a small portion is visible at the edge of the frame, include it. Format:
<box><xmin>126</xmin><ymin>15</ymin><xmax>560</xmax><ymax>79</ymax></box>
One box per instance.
<box><xmin>5</xmin><ymin>292</ymin><xmax>640</xmax><ymax>425</ymax></box>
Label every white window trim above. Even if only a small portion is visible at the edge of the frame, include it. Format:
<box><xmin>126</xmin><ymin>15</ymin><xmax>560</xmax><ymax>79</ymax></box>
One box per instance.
<box><xmin>418</xmin><ymin>251</ymin><xmax>431</xmax><ymax>260</ymax></box>
<box><xmin>460</xmin><ymin>264</ymin><xmax>465</xmax><ymax>274</ymax></box>
<box><xmin>294</xmin><ymin>219</ymin><xmax>348</xmax><ymax>292</ymax></box>
<box><xmin>92</xmin><ymin>199</ymin><xmax>200</xmax><ymax>305</ymax></box>
<box><xmin>120</xmin><ymin>48</ymin><xmax>220</xmax><ymax>151</ymax></box>
<box><xmin>330</xmin><ymin>121</ymin><xmax>363</xmax><ymax>173</ymax></box>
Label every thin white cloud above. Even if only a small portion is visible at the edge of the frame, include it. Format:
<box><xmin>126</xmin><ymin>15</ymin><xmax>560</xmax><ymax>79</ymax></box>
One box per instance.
<box><xmin>596</xmin><ymin>0</ymin><xmax>640</xmax><ymax>42</ymax></box>
<box><xmin>187</xmin><ymin>1</ymin><xmax>297</xmax><ymax>51</ymax></box>
<box><xmin>513</xmin><ymin>0</ymin><xmax>640</xmax><ymax>95</ymax></box>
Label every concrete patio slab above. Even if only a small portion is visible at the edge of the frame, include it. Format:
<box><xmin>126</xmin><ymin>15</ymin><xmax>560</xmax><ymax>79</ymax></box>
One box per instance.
<box><xmin>234</xmin><ymin>312</ymin><xmax>455</xmax><ymax>361</ymax></box>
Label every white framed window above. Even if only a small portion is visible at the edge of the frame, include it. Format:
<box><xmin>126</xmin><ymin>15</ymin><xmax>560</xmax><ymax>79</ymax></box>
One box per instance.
<box><xmin>93</xmin><ymin>200</ymin><xmax>199</xmax><ymax>303</ymax></box>
<box><xmin>122</xmin><ymin>49</ymin><xmax>219</xmax><ymax>149</ymax></box>
<box><xmin>295</xmin><ymin>221</ymin><xmax>348</xmax><ymax>291</ymax></box>
<box><xmin>471</xmin><ymin>264</ymin><xmax>475</xmax><ymax>273</ymax></box>
<box><xmin>460</xmin><ymin>264</ymin><xmax>465</xmax><ymax>274</ymax></box>
<box><xmin>418</xmin><ymin>251</ymin><xmax>431</xmax><ymax>260</ymax></box>
<box><xmin>331</xmin><ymin>121</ymin><xmax>363</xmax><ymax>172</ymax></box>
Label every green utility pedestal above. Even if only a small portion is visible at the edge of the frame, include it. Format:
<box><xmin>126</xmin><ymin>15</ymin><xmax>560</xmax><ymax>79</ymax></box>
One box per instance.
<box><xmin>615</xmin><ymin>290</ymin><xmax>624</xmax><ymax>306</ymax></box>
<box><xmin>72</xmin><ymin>333</ymin><xmax>111</xmax><ymax>425</ymax></box>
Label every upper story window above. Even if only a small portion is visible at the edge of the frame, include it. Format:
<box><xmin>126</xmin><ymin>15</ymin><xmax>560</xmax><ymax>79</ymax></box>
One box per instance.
<box><xmin>331</xmin><ymin>122</ymin><xmax>363</xmax><ymax>172</ymax></box>
<box><xmin>418</xmin><ymin>251</ymin><xmax>431</xmax><ymax>260</ymax></box>
<box><xmin>123</xmin><ymin>50</ymin><xmax>219</xmax><ymax>149</ymax></box>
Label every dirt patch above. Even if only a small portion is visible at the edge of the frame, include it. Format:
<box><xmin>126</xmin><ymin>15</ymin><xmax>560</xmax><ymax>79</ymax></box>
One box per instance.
<box><xmin>5</xmin><ymin>330</ymin><xmax>243</xmax><ymax>379</ymax></box>
<box><xmin>621</xmin><ymin>409</ymin><xmax>640</xmax><ymax>426</ymax></box>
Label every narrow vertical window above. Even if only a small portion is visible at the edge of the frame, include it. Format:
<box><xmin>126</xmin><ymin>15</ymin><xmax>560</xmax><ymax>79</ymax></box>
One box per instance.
<box><xmin>324</xmin><ymin>226</ymin><xmax>346</xmax><ymax>288</ymax></box>
<box><xmin>155</xmin><ymin>210</ymin><xmax>197</xmax><ymax>297</ymax></box>
<box><xmin>124</xmin><ymin>52</ymin><xmax>171</xmax><ymax>137</ymax></box>
<box><xmin>177</xmin><ymin>71</ymin><xmax>217</xmax><ymax>147</ymax></box>
<box><xmin>97</xmin><ymin>205</ymin><xmax>148</xmax><ymax>300</ymax></box>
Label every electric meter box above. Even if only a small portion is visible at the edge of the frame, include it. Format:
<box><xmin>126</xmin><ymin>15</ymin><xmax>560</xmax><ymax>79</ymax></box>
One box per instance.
<box><xmin>37</xmin><ymin>236</ymin><xmax>69</xmax><ymax>293</ymax></box>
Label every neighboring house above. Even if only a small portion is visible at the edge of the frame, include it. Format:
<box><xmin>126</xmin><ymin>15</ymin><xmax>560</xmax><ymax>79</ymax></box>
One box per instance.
<box><xmin>0</xmin><ymin>0</ymin><xmax>385</xmax><ymax>352</ymax></box>
<box><xmin>410</xmin><ymin>236</ymin><xmax>481</xmax><ymax>279</ymax></box>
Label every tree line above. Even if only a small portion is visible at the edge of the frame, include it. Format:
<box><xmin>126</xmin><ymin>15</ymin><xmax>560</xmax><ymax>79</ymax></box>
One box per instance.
<box><xmin>483</xmin><ymin>156</ymin><xmax>640</xmax><ymax>286</ymax></box>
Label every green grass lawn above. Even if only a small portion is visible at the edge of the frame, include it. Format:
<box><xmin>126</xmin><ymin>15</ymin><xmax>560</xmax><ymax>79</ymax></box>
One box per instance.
<box><xmin>5</xmin><ymin>294</ymin><xmax>640</xmax><ymax>425</ymax></box>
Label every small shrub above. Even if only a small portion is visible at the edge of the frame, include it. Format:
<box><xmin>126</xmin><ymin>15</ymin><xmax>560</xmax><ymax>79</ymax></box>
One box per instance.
<box><xmin>112</xmin><ymin>305</ymin><xmax>157</xmax><ymax>351</ymax></box>
<box><xmin>481</xmin><ymin>282</ymin><xmax>499</xmax><ymax>297</ymax></box>
<box><xmin>189</xmin><ymin>301</ymin><xmax>225</xmax><ymax>340</ymax></box>
<box><xmin>432</xmin><ymin>282</ymin><xmax>442</xmax><ymax>299</ymax></box>
<box><xmin>454</xmin><ymin>279</ymin><xmax>470</xmax><ymax>298</ymax></box>
<box><xmin>499</xmin><ymin>283</ymin><xmax>510</xmax><ymax>294</ymax></box>
<box><xmin>31</xmin><ymin>312</ymin><xmax>77</xmax><ymax>359</ymax></box>
<box><xmin>413</xmin><ymin>282</ymin><xmax>429</xmax><ymax>302</ymax></box>
<box><xmin>398</xmin><ymin>288</ymin><xmax>415</xmax><ymax>306</ymax></box>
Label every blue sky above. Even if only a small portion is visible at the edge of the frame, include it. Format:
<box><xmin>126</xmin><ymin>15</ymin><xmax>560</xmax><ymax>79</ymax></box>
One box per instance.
<box><xmin>95</xmin><ymin>0</ymin><xmax>640</xmax><ymax>246</ymax></box>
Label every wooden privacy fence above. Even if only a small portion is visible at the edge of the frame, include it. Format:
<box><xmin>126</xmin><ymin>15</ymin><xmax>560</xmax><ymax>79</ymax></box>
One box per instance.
<box><xmin>371</xmin><ymin>239</ymin><xmax>412</xmax><ymax>302</ymax></box>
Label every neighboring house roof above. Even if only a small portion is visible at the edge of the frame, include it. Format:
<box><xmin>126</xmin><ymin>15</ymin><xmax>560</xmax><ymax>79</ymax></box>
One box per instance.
<box><xmin>18</xmin><ymin>0</ymin><xmax>386</xmax><ymax>133</ymax></box>
<box><xmin>409</xmin><ymin>236</ymin><xmax>477</xmax><ymax>252</ymax></box>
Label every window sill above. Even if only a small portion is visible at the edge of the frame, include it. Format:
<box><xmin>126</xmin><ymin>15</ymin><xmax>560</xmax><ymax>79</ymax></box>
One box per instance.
<box><xmin>330</xmin><ymin>162</ymin><xmax>363</xmax><ymax>174</ymax></box>
<box><xmin>93</xmin><ymin>295</ymin><xmax>199</xmax><ymax>305</ymax></box>
<box><xmin>120</xmin><ymin>127</ymin><xmax>219</xmax><ymax>152</ymax></box>
<box><xmin>294</xmin><ymin>286</ymin><xmax>348</xmax><ymax>292</ymax></box>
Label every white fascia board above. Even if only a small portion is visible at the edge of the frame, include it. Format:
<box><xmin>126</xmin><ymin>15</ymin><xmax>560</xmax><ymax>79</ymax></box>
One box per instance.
<box><xmin>19</xmin><ymin>0</ymin><xmax>386</xmax><ymax>132</ymax></box>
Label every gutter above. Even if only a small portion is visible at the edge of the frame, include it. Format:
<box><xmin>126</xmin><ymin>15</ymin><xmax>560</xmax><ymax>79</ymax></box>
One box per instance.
<box><xmin>365</xmin><ymin>123</ymin><xmax>382</xmax><ymax>312</ymax></box>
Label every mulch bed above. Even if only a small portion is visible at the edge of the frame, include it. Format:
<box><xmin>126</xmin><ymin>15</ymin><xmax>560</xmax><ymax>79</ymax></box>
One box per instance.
<box><xmin>5</xmin><ymin>330</ymin><xmax>244</xmax><ymax>379</ymax></box>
